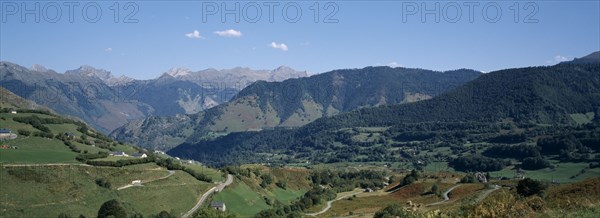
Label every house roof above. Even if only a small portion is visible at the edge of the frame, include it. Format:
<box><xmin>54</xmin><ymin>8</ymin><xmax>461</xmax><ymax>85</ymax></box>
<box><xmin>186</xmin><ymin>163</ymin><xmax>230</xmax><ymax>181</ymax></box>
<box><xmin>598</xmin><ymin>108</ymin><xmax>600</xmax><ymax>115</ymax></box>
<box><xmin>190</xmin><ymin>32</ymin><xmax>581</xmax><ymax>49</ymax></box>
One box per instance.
<box><xmin>0</xmin><ymin>128</ymin><xmax>11</xmax><ymax>134</ymax></box>
<box><xmin>110</xmin><ymin>151</ymin><xmax>125</xmax><ymax>155</ymax></box>
<box><xmin>211</xmin><ymin>202</ymin><xmax>225</xmax><ymax>207</ymax></box>
<box><xmin>132</xmin><ymin>152</ymin><xmax>146</xmax><ymax>157</ymax></box>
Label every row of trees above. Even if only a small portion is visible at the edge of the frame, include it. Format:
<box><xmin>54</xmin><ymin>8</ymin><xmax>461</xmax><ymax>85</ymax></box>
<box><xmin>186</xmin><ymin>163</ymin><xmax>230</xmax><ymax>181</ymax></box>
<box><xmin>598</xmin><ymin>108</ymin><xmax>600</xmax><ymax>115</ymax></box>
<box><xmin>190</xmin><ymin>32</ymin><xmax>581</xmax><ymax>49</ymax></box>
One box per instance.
<box><xmin>449</xmin><ymin>155</ymin><xmax>509</xmax><ymax>172</ymax></box>
<box><xmin>155</xmin><ymin>158</ymin><xmax>213</xmax><ymax>183</ymax></box>
<box><xmin>310</xmin><ymin>169</ymin><xmax>386</xmax><ymax>192</ymax></box>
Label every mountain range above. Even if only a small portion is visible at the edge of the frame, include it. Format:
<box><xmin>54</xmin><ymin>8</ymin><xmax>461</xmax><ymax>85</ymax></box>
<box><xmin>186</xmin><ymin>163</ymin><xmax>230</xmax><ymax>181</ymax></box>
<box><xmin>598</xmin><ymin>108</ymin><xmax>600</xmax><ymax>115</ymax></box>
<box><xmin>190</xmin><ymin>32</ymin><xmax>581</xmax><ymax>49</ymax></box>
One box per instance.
<box><xmin>110</xmin><ymin>67</ymin><xmax>482</xmax><ymax>151</ymax></box>
<box><xmin>167</xmin><ymin>53</ymin><xmax>600</xmax><ymax>166</ymax></box>
<box><xmin>0</xmin><ymin>62</ymin><xmax>306</xmax><ymax>133</ymax></box>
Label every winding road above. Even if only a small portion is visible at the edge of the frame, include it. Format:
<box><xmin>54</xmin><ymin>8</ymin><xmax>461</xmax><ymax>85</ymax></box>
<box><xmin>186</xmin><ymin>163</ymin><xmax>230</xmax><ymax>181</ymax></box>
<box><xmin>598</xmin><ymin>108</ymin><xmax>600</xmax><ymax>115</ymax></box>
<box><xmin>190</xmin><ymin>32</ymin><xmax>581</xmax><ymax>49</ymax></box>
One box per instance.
<box><xmin>181</xmin><ymin>174</ymin><xmax>234</xmax><ymax>218</ymax></box>
<box><xmin>305</xmin><ymin>190</ymin><xmax>363</xmax><ymax>217</ymax></box>
<box><xmin>475</xmin><ymin>185</ymin><xmax>500</xmax><ymax>203</ymax></box>
<box><xmin>426</xmin><ymin>184</ymin><xmax>462</xmax><ymax>206</ymax></box>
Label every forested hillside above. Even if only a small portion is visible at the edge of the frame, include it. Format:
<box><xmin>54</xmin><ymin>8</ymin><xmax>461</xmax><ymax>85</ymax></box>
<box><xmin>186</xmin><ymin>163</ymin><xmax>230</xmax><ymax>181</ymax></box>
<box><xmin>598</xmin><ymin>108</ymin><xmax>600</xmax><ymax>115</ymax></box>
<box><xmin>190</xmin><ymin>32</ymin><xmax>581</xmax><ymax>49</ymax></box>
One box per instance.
<box><xmin>169</xmin><ymin>61</ymin><xmax>600</xmax><ymax>167</ymax></box>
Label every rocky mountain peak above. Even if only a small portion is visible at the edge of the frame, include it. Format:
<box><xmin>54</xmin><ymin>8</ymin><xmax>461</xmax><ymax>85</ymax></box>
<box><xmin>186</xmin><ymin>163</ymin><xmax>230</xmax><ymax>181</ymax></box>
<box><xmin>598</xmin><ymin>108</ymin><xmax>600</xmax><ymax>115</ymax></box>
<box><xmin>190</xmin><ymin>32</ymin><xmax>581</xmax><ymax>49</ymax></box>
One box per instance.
<box><xmin>30</xmin><ymin>64</ymin><xmax>49</xmax><ymax>72</ymax></box>
<box><xmin>166</xmin><ymin>68</ymin><xmax>191</xmax><ymax>78</ymax></box>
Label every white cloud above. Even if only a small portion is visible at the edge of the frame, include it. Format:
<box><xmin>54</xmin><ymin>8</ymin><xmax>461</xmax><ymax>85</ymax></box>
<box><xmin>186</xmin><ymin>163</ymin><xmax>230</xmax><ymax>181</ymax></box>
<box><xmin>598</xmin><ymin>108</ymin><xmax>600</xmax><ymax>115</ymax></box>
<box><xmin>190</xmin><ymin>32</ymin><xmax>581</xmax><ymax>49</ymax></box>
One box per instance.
<box><xmin>269</xmin><ymin>42</ymin><xmax>288</xmax><ymax>51</ymax></box>
<box><xmin>387</xmin><ymin>62</ymin><xmax>402</xmax><ymax>68</ymax></box>
<box><xmin>546</xmin><ymin>55</ymin><xmax>573</xmax><ymax>64</ymax></box>
<box><xmin>185</xmin><ymin>30</ymin><xmax>203</xmax><ymax>39</ymax></box>
<box><xmin>554</xmin><ymin>55</ymin><xmax>571</xmax><ymax>62</ymax></box>
<box><xmin>214</xmin><ymin>29</ymin><xmax>242</xmax><ymax>37</ymax></box>
<box><xmin>300</xmin><ymin>42</ymin><xmax>310</xmax><ymax>46</ymax></box>
<box><xmin>104</xmin><ymin>48</ymin><xmax>113</xmax><ymax>52</ymax></box>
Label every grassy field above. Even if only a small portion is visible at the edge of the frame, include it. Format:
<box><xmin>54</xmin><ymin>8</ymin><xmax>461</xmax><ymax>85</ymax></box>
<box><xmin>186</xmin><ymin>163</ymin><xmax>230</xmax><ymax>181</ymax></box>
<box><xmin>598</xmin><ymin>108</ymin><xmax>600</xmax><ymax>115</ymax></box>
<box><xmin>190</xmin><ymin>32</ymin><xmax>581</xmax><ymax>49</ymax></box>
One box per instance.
<box><xmin>0</xmin><ymin>110</ymin><xmax>141</xmax><ymax>163</ymax></box>
<box><xmin>94</xmin><ymin>155</ymin><xmax>141</xmax><ymax>161</ymax></box>
<box><xmin>569</xmin><ymin>112</ymin><xmax>595</xmax><ymax>125</ymax></box>
<box><xmin>184</xmin><ymin>164</ymin><xmax>224</xmax><ymax>182</ymax></box>
<box><xmin>44</xmin><ymin>123</ymin><xmax>82</xmax><ymax>136</ymax></box>
<box><xmin>423</xmin><ymin>161</ymin><xmax>455</xmax><ymax>172</ymax></box>
<box><xmin>118</xmin><ymin>171</ymin><xmax>210</xmax><ymax>216</ymax></box>
<box><xmin>0</xmin><ymin>136</ymin><xmax>79</xmax><ymax>163</ymax></box>
<box><xmin>212</xmin><ymin>180</ymin><xmax>271</xmax><ymax>217</ymax></box>
<box><xmin>488</xmin><ymin>161</ymin><xmax>600</xmax><ymax>183</ymax></box>
<box><xmin>0</xmin><ymin>110</ymin><xmax>227</xmax><ymax>217</ymax></box>
<box><xmin>71</xmin><ymin>141</ymin><xmax>106</xmax><ymax>154</ymax></box>
<box><xmin>0</xmin><ymin>112</ymin><xmax>83</xmax><ymax>164</ymax></box>
<box><xmin>0</xmin><ymin>165</ymin><xmax>212</xmax><ymax>217</ymax></box>
<box><xmin>271</xmin><ymin>187</ymin><xmax>305</xmax><ymax>204</ymax></box>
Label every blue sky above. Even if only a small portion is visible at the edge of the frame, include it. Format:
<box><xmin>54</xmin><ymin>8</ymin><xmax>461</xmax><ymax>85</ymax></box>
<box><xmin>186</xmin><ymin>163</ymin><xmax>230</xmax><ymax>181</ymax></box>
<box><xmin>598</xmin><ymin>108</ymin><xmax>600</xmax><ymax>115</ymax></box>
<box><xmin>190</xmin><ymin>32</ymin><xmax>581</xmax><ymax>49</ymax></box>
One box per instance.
<box><xmin>1</xmin><ymin>1</ymin><xmax>599</xmax><ymax>79</ymax></box>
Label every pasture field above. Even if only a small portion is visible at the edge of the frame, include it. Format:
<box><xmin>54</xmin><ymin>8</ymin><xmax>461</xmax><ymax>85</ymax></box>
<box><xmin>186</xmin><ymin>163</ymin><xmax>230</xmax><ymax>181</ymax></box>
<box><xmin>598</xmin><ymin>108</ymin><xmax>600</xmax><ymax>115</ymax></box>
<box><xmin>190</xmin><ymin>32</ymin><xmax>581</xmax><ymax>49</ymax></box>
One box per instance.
<box><xmin>0</xmin><ymin>165</ymin><xmax>212</xmax><ymax>217</ymax></box>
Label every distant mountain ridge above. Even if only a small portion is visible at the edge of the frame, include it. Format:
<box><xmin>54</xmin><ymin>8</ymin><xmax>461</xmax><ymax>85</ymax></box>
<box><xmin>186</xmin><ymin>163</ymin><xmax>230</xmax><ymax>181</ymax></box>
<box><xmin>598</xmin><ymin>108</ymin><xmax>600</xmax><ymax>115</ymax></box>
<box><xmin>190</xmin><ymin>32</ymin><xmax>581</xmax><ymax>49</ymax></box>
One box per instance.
<box><xmin>0</xmin><ymin>61</ymin><xmax>307</xmax><ymax>133</ymax></box>
<box><xmin>111</xmin><ymin>66</ymin><xmax>481</xmax><ymax>150</ymax></box>
<box><xmin>564</xmin><ymin>51</ymin><xmax>600</xmax><ymax>64</ymax></box>
<box><xmin>161</xmin><ymin>65</ymin><xmax>307</xmax><ymax>87</ymax></box>
<box><xmin>64</xmin><ymin>65</ymin><xmax>135</xmax><ymax>86</ymax></box>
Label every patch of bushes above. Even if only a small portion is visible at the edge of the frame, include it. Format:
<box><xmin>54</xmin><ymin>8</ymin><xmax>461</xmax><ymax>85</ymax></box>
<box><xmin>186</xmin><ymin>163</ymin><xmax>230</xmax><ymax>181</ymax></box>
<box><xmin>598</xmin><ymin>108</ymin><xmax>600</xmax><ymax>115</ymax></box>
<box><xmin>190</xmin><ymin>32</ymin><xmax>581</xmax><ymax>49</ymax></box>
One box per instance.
<box><xmin>517</xmin><ymin>178</ymin><xmax>548</xmax><ymax>197</ymax></box>
<box><xmin>449</xmin><ymin>155</ymin><xmax>509</xmax><ymax>172</ymax></box>
<box><xmin>76</xmin><ymin>152</ymin><xmax>108</xmax><ymax>162</ymax></box>
<box><xmin>482</xmin><ymin>144</ymin><xmax>540</xmax><ymax>159</ymax></box>
<box><xmin>86</xmin><ymin>157</ymin><xmax>154</xmax><ymax>167</ymax></box>
<box><xmin>374</xmin><ymin>204</ymin><xmax>421</xmax><ymax>218</ymax></box>
<box><xmin>95</xmin><ymin>178</ymin><xmax>111</xmax><ymax>189</ymax></box>
<box><xmin>520</xmin><ymin>156</ymin><xmax>552</xmax><ymax>170</ymax></box>
<box><xmin>17</xmin><ymin>129</ymin><xmax>30</xmax><ymax>136</ymax></box>
<box><xmin>183</xmin><ymin>167</ymin><xmax>212</xmax><ymax>183</ymax></box>
<box><xmin>460</xmin><ymin>174</ymin><xmax>477</xmax><ymax>183</ymax></box>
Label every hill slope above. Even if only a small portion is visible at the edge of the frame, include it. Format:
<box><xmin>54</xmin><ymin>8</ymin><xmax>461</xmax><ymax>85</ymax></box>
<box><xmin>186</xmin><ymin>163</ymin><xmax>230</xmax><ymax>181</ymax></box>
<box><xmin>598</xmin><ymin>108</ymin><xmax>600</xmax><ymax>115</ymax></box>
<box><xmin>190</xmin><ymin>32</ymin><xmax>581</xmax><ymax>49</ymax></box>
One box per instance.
<box><xmin>0</xmin><ymin>87</ymin><xmax>52</xmax><ymax>112</ymax></box>
<box><xmin>0</xmin><ymin>92</ymin><xmax>224</xmax><ymax>217</ymax></box>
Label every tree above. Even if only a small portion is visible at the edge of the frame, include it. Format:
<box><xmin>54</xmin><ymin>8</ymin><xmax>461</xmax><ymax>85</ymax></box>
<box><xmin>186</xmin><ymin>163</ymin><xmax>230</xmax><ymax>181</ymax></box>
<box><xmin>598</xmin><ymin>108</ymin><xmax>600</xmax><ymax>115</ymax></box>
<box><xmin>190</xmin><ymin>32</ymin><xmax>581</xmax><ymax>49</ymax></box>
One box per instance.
<box><xmin>516</xmin><ymin>178</ymin><xmax>548</xmax><ymax>197</ymax></box>
<box><xmin>520</xmin><ymin>157</ymin><xmax>551</xmax><ymax>170</ymax></box>
<box><xmin>460</xmin><ymin>174</ymin><xmax>477</xmax><ymax>183</ymax></box>
<box><xmin>17</xmin><ymin>129</ymin><xmax>31</xmax><ymax>136</ymax></box>
<box><xmin>431</xmin><ymin>184</ymin><xmax>439</xmax><ymax>195</ymax></box>
<box><xmin>276</xmin><ymin>181</ymin><xmax>287</xmax><ymax>189</ymax></box>
<box><xmin>157</xmin><ymin>211</ymin><xmax>174</xmax><ymax>218</ymax></box>
<box><xmin>373</xmin><ymin>204</ymin><xmax>419</xmax><ymax>218</ymax></box>
<box><xmin>58</xmin><ymin>213</ymin><xmax>71</xmax><ymax>218</ymax></box>
<box><xmin>192</xmin><ymin>208</ymin><xmax>238</xmax><ymax>218</ymax></box>
<box><xmin>400</xmin><ymin>170</ymin><xmax>419</xmax><ymax>186</ymax></box>
<box><xmin>97</xmin><ymin>199</ymin><xmax>127</xmax><ymax>218</ymax></box>
<box><xmin>95</xmin><ymin>178</ymin><xmax>111</xmax><ymax>189</ymax></box>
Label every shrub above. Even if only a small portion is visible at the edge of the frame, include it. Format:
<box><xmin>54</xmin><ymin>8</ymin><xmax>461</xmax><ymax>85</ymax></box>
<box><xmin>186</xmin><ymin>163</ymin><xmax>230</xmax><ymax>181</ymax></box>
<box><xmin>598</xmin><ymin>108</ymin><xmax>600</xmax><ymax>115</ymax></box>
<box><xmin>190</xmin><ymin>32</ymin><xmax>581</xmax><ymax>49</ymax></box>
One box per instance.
<box><xmin>97</xmin><ymin>199</ymin><xmax>127</xmax><ymax>218</ymax></box>
<box><xmin>460</xmin><ymin>174</ymin><xmax>477</xmax><ymax>183</ymax></box>
<box><xmin>520</xmin><ymin>157</ymin><xmax>551</xmax><ymax>170</ymax></box>
<box><xmin>95</xmin><ymin>178</ymin><xmax>111</xmax><ymax>189</ymax></box>
<box><xmin>374</xmin><ymin>204</ymin><xmax>420</xmax><ymax>218</ymax></box>
<box><xmin>517</xmin><ymin>178</ymin><xmax>548</xmax><ymax>197</ymax></box>
<box><xmin>276</xmin><ymin>181</ymin><xmax>287</xmax><ymax>189</ymax></box>
<box><xmin>17</xmin><ymin>129</ymin><xmax>30</xmax><ymax>136</ymax></box>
